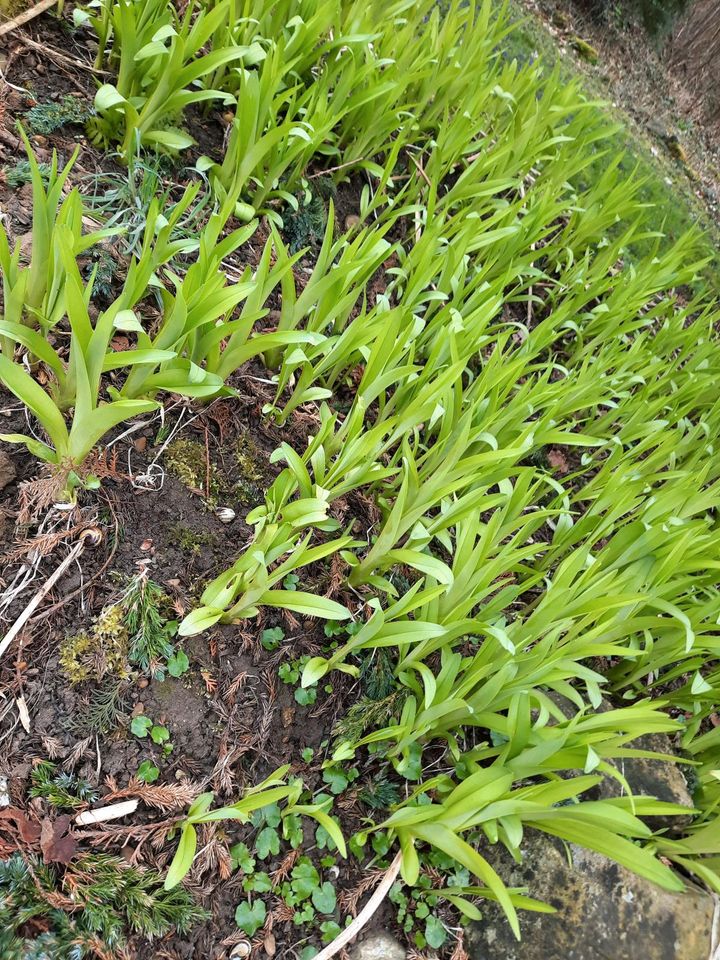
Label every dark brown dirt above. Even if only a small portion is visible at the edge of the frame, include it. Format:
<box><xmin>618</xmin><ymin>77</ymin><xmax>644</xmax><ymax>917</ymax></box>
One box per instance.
<box><xmin>0</xmin><ymin>380</ymin><xmax>382</xmax><ymax>957</ymax></box>
<box><xmin>0</xmin><ymin>11</ymin><xmax>399</xmax><ymax>953</ymax></box>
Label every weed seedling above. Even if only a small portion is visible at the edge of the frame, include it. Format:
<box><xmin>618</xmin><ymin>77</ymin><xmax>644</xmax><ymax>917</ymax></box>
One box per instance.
<box><xmin>261</xmin><ymin>626</ymin><xmax>284</xmax><ymax>651</ymax></box>
<box><xmin>137</xmin><ymin>760</ymin><xmax>160</xmax><ymax>783</ymax></box>
<box><xmin>235</xmin><ymin>898</ymin><xmax>266</xmax><ymax>937</ymax></box>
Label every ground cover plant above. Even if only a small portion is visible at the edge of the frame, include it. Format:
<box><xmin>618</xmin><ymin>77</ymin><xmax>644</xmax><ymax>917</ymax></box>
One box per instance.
<box><xmin>2</xmin><ymin>0</ymin><xmax>720</xmax><ymax>957</ymax></box>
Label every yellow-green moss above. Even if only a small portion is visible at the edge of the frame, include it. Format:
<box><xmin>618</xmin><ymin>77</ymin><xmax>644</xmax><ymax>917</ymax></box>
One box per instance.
<box><xmin>572</xmin><ymin>38</ymin><xmax>599</xmax><ymax>64</ymax></box>
<box><xmin>170</xmin><ymin>524</ymin><xmax>216</xmax><ymax>556</ymax></box>
<box><xmin>666</xmin><ymin>135</ymin><xmax>689</xmax><ymax>163</ymax></box>
<box><xmin>60</xmin><ymin>604</ymin><xmax>130</xmax><ymax>684</ymax></box>
<box><xmin>0</xmin><ymin>0</ymin><xmax>29</xmax><ymax>15</ymax></box>
<box><xmin>233</xmin><ymin>432</ymin><xmax>265</xmax><ymax>505</ymax></box>
<box><xmin>234</xmin><ymin>432</ymin><xmax>264</xmax><ymax>483</ymax></box>
<box><xmin>164</xmin><ymin>433</ymin><xmax>267</xmax><ymax>508</ymax></box>
<box><xmin>164</xmin><ymin>438</ymin><xmax>208</xmax><ymax>491</ymax></box>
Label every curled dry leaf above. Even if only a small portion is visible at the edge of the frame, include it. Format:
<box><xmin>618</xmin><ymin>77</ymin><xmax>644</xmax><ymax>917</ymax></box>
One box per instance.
<box><xmin>40</xmin><ymin>814</ymin><xmax>78</xmax><ymax>864</ymax></box>
<box><xmin>0</xmin><ymin>807</ymin><xmax>41</xmax><ymax>844</ymax></box>
<box><xmin>547</xmin><ymin>448</ymin><xmax>569</xmax><ymax>474</ymax></box>
<box><xmin>264</xmin><ymin>931</ymin><xmax>276</xmax><ymax>957</ymax></box>
<box><xmin>15</xmin><ymin>696</ymin><xmax>31</xmax><ymax>732</ymax></box>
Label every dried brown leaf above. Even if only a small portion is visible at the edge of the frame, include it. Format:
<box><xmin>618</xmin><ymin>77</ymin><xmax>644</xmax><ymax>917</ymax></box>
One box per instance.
<box><xmin>40</xmin><ymin>815</ymin><xmax>78</xmax><ymax>864</ymax></box>
<box><xmin>547</xmin><ymin>448</ymin><xmax>569</xmax><ymax>474</ymax></box>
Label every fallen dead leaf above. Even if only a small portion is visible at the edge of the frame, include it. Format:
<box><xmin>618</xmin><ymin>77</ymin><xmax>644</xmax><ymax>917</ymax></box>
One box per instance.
<box><xmin>40</xmin><ymin>815</ymin><xmax>78</xmax><ymax>864</ymax></box>
<box><xmin>15</xmin><ymin>696</ymin><xmax>30</xmax><ymax>732</ymax></box>
<box><xmin>547</xmin><ymin>448</ymin><xmax>569</xmax><ymax>474</ymax></box>
<box><xmin>0</xmin><ymin>807</ymin><xmax>41</xmax><ymax>844</ymax></box>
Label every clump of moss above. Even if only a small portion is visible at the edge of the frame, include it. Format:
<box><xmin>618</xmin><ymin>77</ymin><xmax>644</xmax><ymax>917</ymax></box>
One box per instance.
<box><xmin>0</xmin><ymin>0</ymin><xmax>27</xmax><ymax>16</ymax></box>
<box><xmin>165</xmin><ymin>433</ymin><xmax>267</xmax><ymax>508</ymax></box>
<box><xmin>233</xmin><ymin>432</ymin><xmax>265</xmax><ymax>505</ymax></box>
<box><xmin>164</xmin><ymin>437</ymin><xmax>222</xmax><ymax>503</ymax></box>
<box><xmin>59</xmin><ymin>603</ymin><xmax>130</xmax><ymax>685</ymax></box>
<box><xmin>60</xmin><ymin>575</ymin><xmax>179</xmax><ymax>732</ymax></box>
<box><xmin>572</xmin><ymin>37</ymin><xmax>599</xmax><ymax>64</ymax></box>
<box><xmin>666</xmin><ymin>134</ymin><xmax>689</xmax><ymax>163</ymax></box>
<box><xmin>25</xmin><ymin>95</ymin><xmax>93</xmax><ymax>135</ymax></box>
<box><xmin>170</xmin><ymin>524</ymin><xmax>216</xmax><ymax>557</ymax></box>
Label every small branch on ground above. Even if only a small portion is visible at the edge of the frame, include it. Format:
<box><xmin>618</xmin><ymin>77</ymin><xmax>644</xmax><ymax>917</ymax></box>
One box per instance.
<box><xmin>0</xmin><ymin>0</ymin><xmax>59</xmax><ymax>38</ymax></box>
<box><xmin>312</xmin><ymin>852</ymin><xmax>403</xmax><ymax>960</ymax></box>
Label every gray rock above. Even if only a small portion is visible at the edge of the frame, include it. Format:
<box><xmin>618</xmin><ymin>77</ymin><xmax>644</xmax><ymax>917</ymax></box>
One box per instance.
<box><xmin>467</xmin><ymin>832</ymin><xmax>713</xmax><ymax>960</ymax></box>
<box><xmin>598</xmin><ymin>732</ymin><xmax>694</xmax><ymax>830</ymax></box>
<box><xmin>349</xmin><ymin>931</ymin><xmax>406</xmax><ymax>960</ymax></box>
<box><xmin>0</xmin><ymin>450</ymin><xmax>16</xmax><ymax>491</ymax></box>
<box><xmin>547</xmin><ymin>695</ymin><xmax>694</xmax><ymax>829</ymax></box>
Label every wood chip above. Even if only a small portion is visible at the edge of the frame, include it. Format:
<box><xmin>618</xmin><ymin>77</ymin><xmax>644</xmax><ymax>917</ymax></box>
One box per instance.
<box><xmin>75</xmin><ymin>799</ymin><xmax>138</xmax><ymax>826</ymax></box>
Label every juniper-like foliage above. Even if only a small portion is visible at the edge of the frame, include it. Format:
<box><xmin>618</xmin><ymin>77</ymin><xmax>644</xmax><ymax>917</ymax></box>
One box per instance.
<box><xmin>0</xmin><ymin>854</ymin><xmax>207</xmax><ymax>957</ymax></box>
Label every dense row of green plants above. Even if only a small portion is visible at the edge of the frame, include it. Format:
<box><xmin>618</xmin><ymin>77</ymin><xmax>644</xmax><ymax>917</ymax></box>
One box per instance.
<box><xmin>3</xmin><ymin>0</ymin><xmax>720</xmax><ymax>953</ymax></box>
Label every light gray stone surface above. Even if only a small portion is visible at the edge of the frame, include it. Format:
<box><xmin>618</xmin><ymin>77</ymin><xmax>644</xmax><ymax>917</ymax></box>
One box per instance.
<box><xmin>349</xmin><ymin>930</ymin><xmax>407</xmax><ymax>960</ymax></box>
<box><xmin>467</xmin><ymin>833</ymin><xmax>713</xmax><ymax>960</ymax></box>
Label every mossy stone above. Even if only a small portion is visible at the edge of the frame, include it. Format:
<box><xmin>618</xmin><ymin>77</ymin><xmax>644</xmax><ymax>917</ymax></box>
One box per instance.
<box><xmin>466</xmin><ymin>833</ymin><xmax>713</xmax><ymax>960</ymax></box>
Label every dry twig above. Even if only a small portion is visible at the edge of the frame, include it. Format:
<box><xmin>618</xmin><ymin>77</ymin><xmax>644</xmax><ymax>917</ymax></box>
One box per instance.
<box><xmin>0</xmin><ymin>0</ymin><xmax>59</xmax><ymax>37</ymax></box>
<box><xmin>0</xmin><ymin>529</ymin><xmax>101</xmax><ymax>664</ymax></box>
<box><xmin>313</xmin><ymin>852</ymin><xmax>403</xmax><ymax>960</ymax></box>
